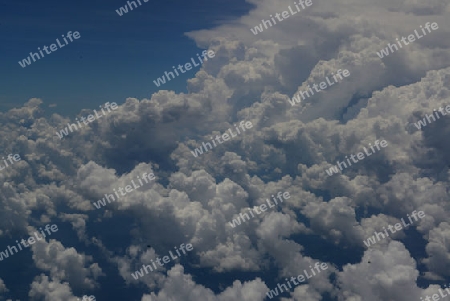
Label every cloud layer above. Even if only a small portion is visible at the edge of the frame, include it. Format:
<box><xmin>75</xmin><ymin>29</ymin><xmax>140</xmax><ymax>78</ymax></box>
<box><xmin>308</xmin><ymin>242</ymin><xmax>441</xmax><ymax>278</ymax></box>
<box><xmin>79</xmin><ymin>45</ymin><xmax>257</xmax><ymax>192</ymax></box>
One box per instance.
<box><xmin>1</xmin><ymin>0</ymin><xmax>450</xmax><ymax>300</ymax></box>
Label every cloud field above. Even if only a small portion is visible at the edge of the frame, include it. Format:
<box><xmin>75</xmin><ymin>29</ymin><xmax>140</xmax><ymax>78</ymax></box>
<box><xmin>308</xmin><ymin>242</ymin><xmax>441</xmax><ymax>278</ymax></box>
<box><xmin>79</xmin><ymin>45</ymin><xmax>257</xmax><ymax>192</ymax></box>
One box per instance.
<box><xmin>2</xmin><ymin>0</ymin><xmax>450</xmax><ymax>300</ymax></box>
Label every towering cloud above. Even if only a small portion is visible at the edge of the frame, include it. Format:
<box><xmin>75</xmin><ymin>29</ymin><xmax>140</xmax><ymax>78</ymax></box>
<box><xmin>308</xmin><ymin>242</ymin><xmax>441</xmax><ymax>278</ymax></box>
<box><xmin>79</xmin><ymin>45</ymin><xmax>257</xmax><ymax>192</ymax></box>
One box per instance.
<box><xmin>1</xmin><ymin>0</ymin><xmax>450</xmax><ymax>299</ymax></box>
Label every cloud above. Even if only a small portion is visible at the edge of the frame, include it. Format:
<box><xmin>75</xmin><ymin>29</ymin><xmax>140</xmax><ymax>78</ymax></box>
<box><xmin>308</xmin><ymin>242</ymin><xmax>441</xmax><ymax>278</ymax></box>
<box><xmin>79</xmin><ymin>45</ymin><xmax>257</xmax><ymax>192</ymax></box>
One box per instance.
<box><xmin>32</xmin><ymin>238</ymin><xmax>103</xmax><ymax>290</ymax></box>
<box><xmin>1</xmin><ymin>0</ymin><xmax>450</xmax><ymax>299</ymax></box>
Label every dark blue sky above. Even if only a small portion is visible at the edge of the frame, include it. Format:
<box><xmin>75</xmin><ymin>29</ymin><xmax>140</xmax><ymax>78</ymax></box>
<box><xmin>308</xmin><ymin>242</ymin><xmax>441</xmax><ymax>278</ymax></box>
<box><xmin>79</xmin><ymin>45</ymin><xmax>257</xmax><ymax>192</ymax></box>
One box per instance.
<box><xmin>0</xmin><ymin>0</ymin><xmax>253</xmax><ymax>115</ymax></box>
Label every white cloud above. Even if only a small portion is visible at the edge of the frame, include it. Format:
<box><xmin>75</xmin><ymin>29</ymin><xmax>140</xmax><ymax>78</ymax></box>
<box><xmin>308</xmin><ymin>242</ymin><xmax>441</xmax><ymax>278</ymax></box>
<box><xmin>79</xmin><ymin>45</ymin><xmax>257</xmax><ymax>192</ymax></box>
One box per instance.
<box><xmin>1</xmin><ymin>0</ymin><xmax>450</xmax><ymax>298</ymax></box>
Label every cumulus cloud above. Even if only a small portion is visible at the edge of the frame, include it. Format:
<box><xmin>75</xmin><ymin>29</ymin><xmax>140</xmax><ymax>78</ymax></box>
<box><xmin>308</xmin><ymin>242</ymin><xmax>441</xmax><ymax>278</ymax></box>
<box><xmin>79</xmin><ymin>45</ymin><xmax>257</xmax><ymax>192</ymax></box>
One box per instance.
<box><xmin>1</xmin><ymin>0</ymin><xmax>450</xmax><ymax>299</ymax></box>
<box><xmin>32</xmin><ymin>239</ymin><xmax>103</xmax><ymax>290</ymax></box>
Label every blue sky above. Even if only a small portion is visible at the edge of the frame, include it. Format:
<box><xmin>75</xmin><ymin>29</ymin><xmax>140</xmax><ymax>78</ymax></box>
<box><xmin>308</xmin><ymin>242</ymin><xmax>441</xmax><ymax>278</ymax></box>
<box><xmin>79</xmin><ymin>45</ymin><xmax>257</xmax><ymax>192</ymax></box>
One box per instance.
<box><xmin>1</xmin><ymin>0</ymin><xmax>450</xmax><ymax>300</ymax></box>
<box><xmin>0</xmin><ymin>0</ymin><xmax>253</xmax><ymax>115</ymax></box>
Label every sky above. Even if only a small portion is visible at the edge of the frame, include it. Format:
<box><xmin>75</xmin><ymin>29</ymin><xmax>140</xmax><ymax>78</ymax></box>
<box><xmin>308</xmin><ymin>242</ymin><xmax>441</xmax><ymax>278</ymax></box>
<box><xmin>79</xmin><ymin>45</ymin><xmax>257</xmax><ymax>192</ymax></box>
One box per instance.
<box><xmin>0</xmin><ymin>0</ymin><xmax>253</xmax><ymax>115</ymax></box>
<box><xmin>1</xmin><ymin>0</ymin><xmax>450</xmax><ymax>301</ymax></box>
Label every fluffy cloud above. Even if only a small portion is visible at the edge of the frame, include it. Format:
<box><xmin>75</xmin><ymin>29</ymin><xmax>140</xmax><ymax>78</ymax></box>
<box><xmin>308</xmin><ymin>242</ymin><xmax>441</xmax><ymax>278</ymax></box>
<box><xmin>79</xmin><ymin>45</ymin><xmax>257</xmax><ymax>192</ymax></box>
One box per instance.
<box><xmin>1</xmin><ymin>0</ymin><xmax>450</xmax><ymax>299</ymax></box>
